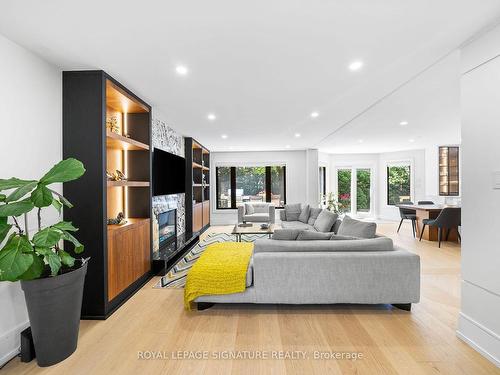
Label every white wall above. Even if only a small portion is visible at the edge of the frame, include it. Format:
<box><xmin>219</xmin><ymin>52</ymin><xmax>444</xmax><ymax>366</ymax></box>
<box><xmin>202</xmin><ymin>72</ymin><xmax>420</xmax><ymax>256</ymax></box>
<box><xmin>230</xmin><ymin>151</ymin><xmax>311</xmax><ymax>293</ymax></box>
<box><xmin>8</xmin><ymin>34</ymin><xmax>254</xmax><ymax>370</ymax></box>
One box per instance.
<box><xmin>0</xmin><ymin>34</ymin><xmax>62</xmax><ymax>365</ymax></box>
<box><xmin>210</xmin><ymin>150</ymin><xmax>310</xmax><ymax>224</ymax></box>
<box><xmin>458</xmin><ymin>24</ymin><xmax>500</xmax><ymax>366</ymax></box>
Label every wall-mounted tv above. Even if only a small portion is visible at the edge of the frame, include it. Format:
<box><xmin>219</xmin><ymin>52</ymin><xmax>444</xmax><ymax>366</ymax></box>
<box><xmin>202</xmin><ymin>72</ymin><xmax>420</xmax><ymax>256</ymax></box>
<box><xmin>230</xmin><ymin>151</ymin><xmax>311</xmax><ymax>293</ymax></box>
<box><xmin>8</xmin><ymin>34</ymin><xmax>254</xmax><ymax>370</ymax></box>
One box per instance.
<box><xmin>152</xmin><ymin>148</ymin><xmax>186</xmax><ymax>196</ymax></box>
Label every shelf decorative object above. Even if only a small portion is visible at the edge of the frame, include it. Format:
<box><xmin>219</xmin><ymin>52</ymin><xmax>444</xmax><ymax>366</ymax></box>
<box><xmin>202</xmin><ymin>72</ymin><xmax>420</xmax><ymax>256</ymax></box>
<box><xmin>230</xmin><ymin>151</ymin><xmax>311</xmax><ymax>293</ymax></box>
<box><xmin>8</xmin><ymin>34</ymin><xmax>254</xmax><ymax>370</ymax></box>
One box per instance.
<box><xmin>106</xmin><ymin>115</ymin><xmax>119</xmax><ymax>134</ymax></box>
<box><xmin>107</xmin><ymin>212</ymin><xmax>127</xmax><ymax>225</ymax></box>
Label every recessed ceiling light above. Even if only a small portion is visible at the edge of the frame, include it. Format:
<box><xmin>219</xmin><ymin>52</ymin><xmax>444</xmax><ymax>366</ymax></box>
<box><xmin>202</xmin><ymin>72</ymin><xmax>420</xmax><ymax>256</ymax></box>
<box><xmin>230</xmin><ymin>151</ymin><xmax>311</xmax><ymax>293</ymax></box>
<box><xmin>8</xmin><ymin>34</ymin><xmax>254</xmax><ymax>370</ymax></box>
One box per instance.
<box><xmin>348</xmin><ymin>60</ymin><xmax>364</xmax><ymax>71</ymax></box>
<box><xmin>207</xmin><ymin>113</ymin><xmax>216</xmax><ymax>121</ymax></box>
<box><xmin>285</xmin><ymin>145</ymin><xmax>291</xmax><ymax>149</ymax></box>
<box><xmin>175</xmin><ymin>65</ymin><xmax>188</xmax><ymax>75</ymax></box>
<box><xmin>409</xmin><ymin>138</ymin><xmax>415</xmax><ymax>143</ymax></box>
<box><xmin>294</xmin><ymin>133</ymin><xmax>301</xmax><ymax>138</ymax></box>
<box><xmin>310</xmin><ymin>111</ymin><xmax>319</xmax><ymax>118</ymax></box>
<box><xmin>221</xmin><ymin>134</ymin><xmax>228</xmax><ymax>139</ymax></box>
<box><xmin>400</xmin><ymin>121</ymin><xmax>408</xmax><ymax>126</ymax></box>
<box><xmin>358</xmin><ymin>139</ymin><xmax>364</xmax><ymax>143</ymax></box>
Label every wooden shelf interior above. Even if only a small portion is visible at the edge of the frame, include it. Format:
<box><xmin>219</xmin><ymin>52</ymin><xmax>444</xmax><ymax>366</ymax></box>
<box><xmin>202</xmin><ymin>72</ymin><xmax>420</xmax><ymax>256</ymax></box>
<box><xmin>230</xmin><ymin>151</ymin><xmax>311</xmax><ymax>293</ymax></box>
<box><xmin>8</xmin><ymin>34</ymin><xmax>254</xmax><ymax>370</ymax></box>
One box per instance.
<box><xmin>106</xmin><ymin>78</ymin><xmax>151</xmax><ymax>222</ymax></box>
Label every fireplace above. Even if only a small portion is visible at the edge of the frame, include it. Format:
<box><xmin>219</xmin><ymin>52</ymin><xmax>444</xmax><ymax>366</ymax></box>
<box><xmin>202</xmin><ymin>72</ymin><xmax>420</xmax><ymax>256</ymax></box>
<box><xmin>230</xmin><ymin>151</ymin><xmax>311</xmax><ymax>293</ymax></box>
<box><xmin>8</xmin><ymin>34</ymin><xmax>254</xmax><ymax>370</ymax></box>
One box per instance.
<box><xmin>158</xmin><ymin>209</ymin><xmax>177</xmax><ymax>249</ymax></box>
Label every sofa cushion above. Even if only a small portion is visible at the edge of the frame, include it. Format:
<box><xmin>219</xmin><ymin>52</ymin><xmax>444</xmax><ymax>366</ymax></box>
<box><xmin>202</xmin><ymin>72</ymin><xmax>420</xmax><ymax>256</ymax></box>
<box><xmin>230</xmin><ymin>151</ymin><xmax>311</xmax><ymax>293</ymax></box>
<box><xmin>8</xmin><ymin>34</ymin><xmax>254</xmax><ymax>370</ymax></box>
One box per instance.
<box><xmin>297</xmin><ymin>230</ymin><xmax>334</xmax><ymax>240</ymax></box>
<box><xmin>281</xmin><ymin>221</ymin><xmax>316</xmax><ymax>231</ymax></box>
<box><xmin>284</xmin><ymin>203</ymin><xmax>301</xmax><ymax>221</ymax></box>
<box><xmin>253</xmin><ymin>236</ymin><xmax>394</xmax><ymax>253</ymax></box>
<box><xmin>252</xmin><ymin>203</ymin><xmax>270</xmax><ymax>214</ymax></box>
<box><xmin>308</xmin><ymin>207</ymin><xmax>322</xmax><ymax>225</ymax></box>
<box><xmin>298</xmin><ymin>205</ymin><xmax>310</xmax><ymax>223</ymax></box>
<box><xmin>245</xmin><ymin>203</ymin><xmax>255</xmax><ymax>214</ymax></box>
<box><xmin>313</xmin><ymin>210</ymin><xmax>338</xmax><ymax>232</ymax></box>
<box><xmin>272</xmin><ymin>229</ymin><xmax>301</xmax><ymax>240</ymax></box>
<box><xmin>337</xmin><ymin>215</ymin><xmax>377</xmax><ymax>239</ymax></box>
<box><xmin>332</xmin><ymin>219</ymin><xmax>342</xmax><ymax>234</ymax></box>
<box><xmin>330</xmin><ymin>234</ymin><xmax>361</xmax><ymax>241</ymax></box>
<box><xmin>243</xmin><ymin>213</ymin><xmax>270</xmax><ymax>223</ymax></box>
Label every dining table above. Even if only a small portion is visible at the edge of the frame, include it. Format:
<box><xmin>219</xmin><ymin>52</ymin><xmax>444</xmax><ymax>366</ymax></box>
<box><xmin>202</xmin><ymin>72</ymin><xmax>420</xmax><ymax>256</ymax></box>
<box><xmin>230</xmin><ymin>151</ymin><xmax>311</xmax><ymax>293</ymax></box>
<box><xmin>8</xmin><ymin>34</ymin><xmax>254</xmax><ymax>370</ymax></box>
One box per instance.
<box><xmin>396</xmin><ymin>203</ymin><xmax>461</xmax><ymax>242</ymax></box>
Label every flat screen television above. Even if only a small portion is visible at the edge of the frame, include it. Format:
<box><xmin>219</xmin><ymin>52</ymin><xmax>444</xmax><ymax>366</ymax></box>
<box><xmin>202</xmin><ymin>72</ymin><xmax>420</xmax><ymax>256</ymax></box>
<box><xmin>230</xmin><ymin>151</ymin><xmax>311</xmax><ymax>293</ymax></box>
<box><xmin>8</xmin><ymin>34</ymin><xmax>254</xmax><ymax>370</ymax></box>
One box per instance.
<box><xmin>152</xmin><ymin>148</ymin><xmax>186</xmax><ymax>196</ymax></box>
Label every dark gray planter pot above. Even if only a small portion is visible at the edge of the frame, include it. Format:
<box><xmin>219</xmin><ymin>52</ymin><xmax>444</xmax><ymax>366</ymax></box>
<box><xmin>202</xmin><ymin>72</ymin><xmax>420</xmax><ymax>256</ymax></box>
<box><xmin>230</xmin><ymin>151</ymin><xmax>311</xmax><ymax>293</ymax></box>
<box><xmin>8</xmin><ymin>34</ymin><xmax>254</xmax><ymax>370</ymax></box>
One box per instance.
<box><xmin>20</xmin><ymin>259</ymin><xmax>88</xmax><ymax>367</ymax></box>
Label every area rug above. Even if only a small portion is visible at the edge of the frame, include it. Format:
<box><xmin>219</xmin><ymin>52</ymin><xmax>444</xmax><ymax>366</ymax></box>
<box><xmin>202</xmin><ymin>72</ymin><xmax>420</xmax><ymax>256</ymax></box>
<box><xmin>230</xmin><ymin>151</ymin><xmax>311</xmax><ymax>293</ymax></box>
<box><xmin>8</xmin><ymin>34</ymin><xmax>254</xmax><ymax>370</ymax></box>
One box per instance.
<box><xmin>154</xmin><ymin>232</ymin><xmax>267</xmax><ymax>289</ymax></box>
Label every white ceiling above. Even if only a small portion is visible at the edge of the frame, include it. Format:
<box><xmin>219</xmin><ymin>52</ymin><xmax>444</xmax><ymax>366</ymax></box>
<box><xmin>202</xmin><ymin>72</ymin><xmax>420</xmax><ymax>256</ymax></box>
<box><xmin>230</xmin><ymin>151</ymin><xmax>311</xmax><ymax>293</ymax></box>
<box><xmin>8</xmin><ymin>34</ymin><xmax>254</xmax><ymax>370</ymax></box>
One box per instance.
<box><xmin>1</xmin><ymin>1</ymin><xmax>499</xmax><ymax>152</ymax></box>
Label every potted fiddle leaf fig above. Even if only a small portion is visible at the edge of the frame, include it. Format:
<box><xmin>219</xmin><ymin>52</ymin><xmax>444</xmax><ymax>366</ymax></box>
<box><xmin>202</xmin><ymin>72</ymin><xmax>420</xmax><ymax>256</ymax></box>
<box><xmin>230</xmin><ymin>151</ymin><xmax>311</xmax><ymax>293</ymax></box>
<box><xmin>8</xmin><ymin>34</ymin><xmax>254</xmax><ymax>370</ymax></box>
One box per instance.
<box><xmin>0</xmin><ymin>158</ymin><xmax>87</xmax><ymax>367</ymax></box>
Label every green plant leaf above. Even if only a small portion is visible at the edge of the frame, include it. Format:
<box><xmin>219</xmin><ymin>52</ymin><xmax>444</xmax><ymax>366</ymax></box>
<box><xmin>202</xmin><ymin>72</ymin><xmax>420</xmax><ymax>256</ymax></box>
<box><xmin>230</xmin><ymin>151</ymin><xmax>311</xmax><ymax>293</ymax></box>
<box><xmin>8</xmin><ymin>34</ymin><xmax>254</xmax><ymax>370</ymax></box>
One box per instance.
<box><xmin>52</xmin><ymin>198</ymin><xmax>62</xmax><ymax>214</ymax></box>
<box><xmin>44</xmin><ymin>252</ymin><xmax>61</xmax><ymax>276</ymax></box>
<box><xmin>0</xmin><ymin>235</ymin><xmax>34</xmax><ymax>281</ymax></box>
<box><xmin>0</xmin><ymin>223</ymin><xmax>12</xmax><ymax>243</ymax></box>
<box><xmin>39</xmin><ymin>158</ymin><xmax>85</xmax><ymax>185</ymax></box>
<box><xmin>59</xmin><ymin>249</ymin><xmax>75</xmax><ymax>267</ymax></box>
<box><xmin>0</xmin><ymin>194</ymin><xmax>5</xmax><ymax>202</ymax></box>
<box><xmin>18</xmin><ymin>254</ymin><xmax>44</xmax><ymax>280</ymax></box>
<box><xmin>0</xmin><ymin>217</ymin><xmax>6</xmax><ymax>225</ymax></box>
<box><xmin>32</xmin><ymin>227</ymin><xmax>63</xmax><ymax>248</ymax></box>
<box><xmin>5</xmin><ymin>181</ymin><xmax>38</xmax><ymax>203</ymax></box>
<box><xmin>30</xmin><ymin>185</ymin><xmax>53</xmax><ymax>208</ymax></box>
<box><xmin>0</xmin><ymin>200</ymin><xmax>35</xmax><ymax>217</ymax></box>
<box><xmin>0</xmin><ymin>178</ymin><xmax>37</xmax><ymax>192</ymax></box>
<box><xmin>52</xmin><ymin>221</ymin><xmax>78</xmax><ymax>232</ymax></box>
<box><xmin>61</xmin><ymin>231</ymin><xmax>84</xmax><ymax>254</ymax></box>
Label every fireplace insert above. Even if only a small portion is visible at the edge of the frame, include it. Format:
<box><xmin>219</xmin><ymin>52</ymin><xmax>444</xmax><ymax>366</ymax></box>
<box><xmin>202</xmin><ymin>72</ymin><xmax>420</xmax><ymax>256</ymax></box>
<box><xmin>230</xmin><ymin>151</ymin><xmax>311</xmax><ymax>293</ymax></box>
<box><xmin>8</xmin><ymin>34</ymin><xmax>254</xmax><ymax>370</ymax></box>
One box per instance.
<box><xmin>158</xmin><ymin>209</ymin><xmax>177</xmax><ymax>249</ymax></box>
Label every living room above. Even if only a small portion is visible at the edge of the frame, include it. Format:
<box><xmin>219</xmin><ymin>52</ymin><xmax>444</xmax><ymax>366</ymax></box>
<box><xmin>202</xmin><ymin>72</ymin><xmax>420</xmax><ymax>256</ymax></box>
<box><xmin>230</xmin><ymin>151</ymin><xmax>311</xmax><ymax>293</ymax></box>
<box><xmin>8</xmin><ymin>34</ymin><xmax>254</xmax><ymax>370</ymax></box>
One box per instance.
<box><xmin>1</xmin><ymin>1</ymin><xmax>500</xmax><ymax>374</ymax></box>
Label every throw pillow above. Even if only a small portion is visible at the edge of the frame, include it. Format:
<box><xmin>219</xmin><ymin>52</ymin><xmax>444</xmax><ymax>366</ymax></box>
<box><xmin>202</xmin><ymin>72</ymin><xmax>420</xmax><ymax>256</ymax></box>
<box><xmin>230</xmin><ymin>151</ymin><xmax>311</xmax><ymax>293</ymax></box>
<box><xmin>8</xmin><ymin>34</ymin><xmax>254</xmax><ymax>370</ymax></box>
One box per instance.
<box><xmin>245</xmin><ymin>203</ymin><xmax>255</xmax><ymax>214</ymax></box>
<box><xmin>307</xmin><ymin>207</ymin><xmax>323</xmax><ymax>225</ymax></box>
<box><xmin>330</xmin><ymin>234</ymin><xmax>361</xmax><ymax>241</ymax></box>
<box><xmin>284</xmin><ymin>203</ymin><xmax>301</xmax><ymax>221</ymax></box>
<box><xmin>296</xmin><ymin>230</ymin><xmax>334</xmax><ymax>240</ymax></box>
<box><xmin>298</xmin><ymin>204</ymin><xmax>310</xmax><ymax>223</ymax></box>
<box><xmin>313</xmin><ymin>210</ymin><xmax>338</xmax><ymax>232</ymax></box>
<box><xmin>337</xmin><ymin>215</ymin><xmax>377</xmax><ymax>239</ymax></box>
<box><xmin>332</xmin><ymin>219</ymin><xmax>342</xmax><ymax>234</ymax></box>
<box><xmin>272</xmin><ymin>229</ymin><xmax>301</xmax><ymax>240</ymax></box>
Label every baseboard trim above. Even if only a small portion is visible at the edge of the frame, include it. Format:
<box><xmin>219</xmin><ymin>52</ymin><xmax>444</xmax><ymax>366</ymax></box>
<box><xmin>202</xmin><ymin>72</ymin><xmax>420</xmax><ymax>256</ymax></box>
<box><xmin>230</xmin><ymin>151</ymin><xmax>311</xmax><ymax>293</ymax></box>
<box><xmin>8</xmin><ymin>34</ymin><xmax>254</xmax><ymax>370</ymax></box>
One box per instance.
<box><xmin>0</xmin><ymin>320</ymin><xmax>29</xmax><ymax>367</ymax></box>
<box><xmin>457</xmin><ymin>312</ymin><xmax>500</xmax><ymax>368</ymax></box>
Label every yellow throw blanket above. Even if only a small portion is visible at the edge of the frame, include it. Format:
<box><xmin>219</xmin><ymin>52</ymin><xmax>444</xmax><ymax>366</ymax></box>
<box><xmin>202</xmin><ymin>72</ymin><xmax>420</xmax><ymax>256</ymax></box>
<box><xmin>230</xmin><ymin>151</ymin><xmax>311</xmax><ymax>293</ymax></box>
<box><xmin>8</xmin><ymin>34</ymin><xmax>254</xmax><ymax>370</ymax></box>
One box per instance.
<box><xmin>184</xmin><ymin>242</ymin><xmax>253</xmax><ymax>311</ymax></box>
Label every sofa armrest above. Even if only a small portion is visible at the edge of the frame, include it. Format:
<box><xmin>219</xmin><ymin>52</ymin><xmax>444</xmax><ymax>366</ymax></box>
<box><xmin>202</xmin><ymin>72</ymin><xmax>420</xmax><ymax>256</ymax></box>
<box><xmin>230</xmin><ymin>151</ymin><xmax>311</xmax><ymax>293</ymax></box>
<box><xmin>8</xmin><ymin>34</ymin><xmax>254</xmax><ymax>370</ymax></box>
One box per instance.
<box><xmin>279</xmin><ymin>209</ymin><xmax>286</xmax><ymax>221</ymax></box>
<box><xmin>268</xmin><ymin>205</ymin><xmax>276</xmax><ymax>224</ymax></box>
<box><xmin>238</xmin><ymin>206</ymin><xmax>245</xmax><ymax>223</ymax></box>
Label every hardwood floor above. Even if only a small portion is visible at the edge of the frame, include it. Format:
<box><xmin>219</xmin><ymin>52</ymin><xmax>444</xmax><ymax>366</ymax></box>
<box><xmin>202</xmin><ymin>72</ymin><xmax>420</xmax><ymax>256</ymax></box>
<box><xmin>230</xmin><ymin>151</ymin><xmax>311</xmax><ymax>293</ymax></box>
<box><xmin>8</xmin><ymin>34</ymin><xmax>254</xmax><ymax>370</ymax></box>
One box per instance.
<box><xmin>3</xmin><ymin>222</ymin><xmax>499</xmax><ymax>374</ymax></box>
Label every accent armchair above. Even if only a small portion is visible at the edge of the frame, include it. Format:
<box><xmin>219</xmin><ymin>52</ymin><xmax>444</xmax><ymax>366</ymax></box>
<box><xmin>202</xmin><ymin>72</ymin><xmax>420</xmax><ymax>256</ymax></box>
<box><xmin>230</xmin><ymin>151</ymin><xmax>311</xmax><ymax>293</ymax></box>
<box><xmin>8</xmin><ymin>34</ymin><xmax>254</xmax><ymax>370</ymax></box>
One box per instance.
<box><xmin>238</xmin><ymin>203</ymin><xmax>275</xmax><ymax>224</ymax></box>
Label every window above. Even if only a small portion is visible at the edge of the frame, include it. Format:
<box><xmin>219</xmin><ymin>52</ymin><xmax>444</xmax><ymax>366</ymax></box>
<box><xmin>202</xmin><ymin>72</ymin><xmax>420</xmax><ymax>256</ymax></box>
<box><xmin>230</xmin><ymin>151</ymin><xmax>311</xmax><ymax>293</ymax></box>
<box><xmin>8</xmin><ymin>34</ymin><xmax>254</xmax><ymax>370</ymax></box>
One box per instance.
<box><xmin>356</xmin><ymin>169</ymin><xmax>371</xmax><ymax>212</ymax></box>
<box><xmin>216</xmin><ymin>166</ymin><xmax>286</xmax><ymax>209</ymax></box>
<box><xmin>337</xmin><ymin>168</ymin><xmax>352</xmax><ymax>212</ymax></box>
<box><xmin>319</xmin><ymin>166</ymin><xmax>326</xmax><ymax>205</ymax></box>
<box><xmin>387</xmin><ymin>164</ymin><xmax>411</xmax><ymax>205</ymax></box>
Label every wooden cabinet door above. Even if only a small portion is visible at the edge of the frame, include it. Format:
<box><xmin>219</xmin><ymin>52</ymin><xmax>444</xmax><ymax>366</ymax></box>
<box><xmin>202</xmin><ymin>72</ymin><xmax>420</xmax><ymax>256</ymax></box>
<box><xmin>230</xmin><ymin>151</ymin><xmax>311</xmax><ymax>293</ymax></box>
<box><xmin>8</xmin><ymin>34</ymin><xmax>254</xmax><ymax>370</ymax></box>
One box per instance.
<box><xmin>107</xmin><ymin>219</ymin><xmax>150</xmax><ymax>301</ymax></box>
<box><xmin>203</xmin><ymin>200</ymin><xmax>210</xmax><ymax>227</ymax></box>
<box><xmin>193</xmin><ymin>203</ymin><xmax>203</xmax><ymax>232</ymax></box>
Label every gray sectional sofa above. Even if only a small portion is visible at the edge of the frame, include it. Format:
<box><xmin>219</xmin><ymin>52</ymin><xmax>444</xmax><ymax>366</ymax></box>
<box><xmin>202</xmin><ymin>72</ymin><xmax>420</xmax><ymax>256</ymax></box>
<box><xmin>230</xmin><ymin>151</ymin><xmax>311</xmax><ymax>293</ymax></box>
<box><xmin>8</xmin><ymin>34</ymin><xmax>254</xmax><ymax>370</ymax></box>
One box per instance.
<box><xmin>195</xmin><ymin>204</ymin><xmax>420</xmax><ymax>311</ymax></box>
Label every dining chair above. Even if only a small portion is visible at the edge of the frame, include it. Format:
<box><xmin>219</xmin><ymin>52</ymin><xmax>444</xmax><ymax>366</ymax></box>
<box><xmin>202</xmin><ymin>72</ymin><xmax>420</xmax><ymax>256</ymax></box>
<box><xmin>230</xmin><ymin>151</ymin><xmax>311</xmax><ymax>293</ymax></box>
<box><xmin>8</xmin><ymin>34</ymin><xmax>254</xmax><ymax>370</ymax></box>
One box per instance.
<box><xmin>417</xmin><ymin>201</ymin><xmax>434</xmax><ymax>205</ymax></box>
<box><xmin>397</xmin><ymin>201</ymin><xmax>417</xmax><ymax>237</ymax></box>
<box><xmin>419</xmin><ymin>207</ymin><xmax>461</xmax><ymax>248</ymax></box>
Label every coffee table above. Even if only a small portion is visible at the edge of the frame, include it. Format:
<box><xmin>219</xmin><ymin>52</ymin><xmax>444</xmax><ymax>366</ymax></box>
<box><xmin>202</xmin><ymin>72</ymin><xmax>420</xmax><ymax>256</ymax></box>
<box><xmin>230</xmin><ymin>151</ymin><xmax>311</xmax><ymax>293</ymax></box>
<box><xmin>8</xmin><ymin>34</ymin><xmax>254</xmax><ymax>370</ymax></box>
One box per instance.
<box><xmin>232</xmin><ymin>223</ymin><xmax>277</xmax><ymax>242</ymax></box>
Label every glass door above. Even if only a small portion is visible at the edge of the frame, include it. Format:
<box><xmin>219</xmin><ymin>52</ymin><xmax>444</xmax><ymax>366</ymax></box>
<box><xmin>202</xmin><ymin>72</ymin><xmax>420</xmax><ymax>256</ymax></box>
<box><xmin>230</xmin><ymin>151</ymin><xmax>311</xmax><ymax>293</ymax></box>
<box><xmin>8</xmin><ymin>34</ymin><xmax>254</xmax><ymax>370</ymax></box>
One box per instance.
<box><xmin>336</xmin><ymin>167</ymin><xmax>373</xmax><ymax>216</ymax></box>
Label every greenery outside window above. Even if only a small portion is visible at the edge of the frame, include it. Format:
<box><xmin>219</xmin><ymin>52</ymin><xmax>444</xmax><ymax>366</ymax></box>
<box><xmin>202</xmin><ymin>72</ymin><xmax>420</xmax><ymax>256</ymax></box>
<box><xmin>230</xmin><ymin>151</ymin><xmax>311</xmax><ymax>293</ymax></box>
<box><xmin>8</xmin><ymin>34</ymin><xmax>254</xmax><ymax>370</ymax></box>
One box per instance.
<box><xmin>216</xmin><ymin>166</ymin><xmax>286</xmax><ymax>209</ymax></box>
<box><xmin>387</xmin><ymin>164</ymin><xmax>412</xmax><ymax>205</ymax></box>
